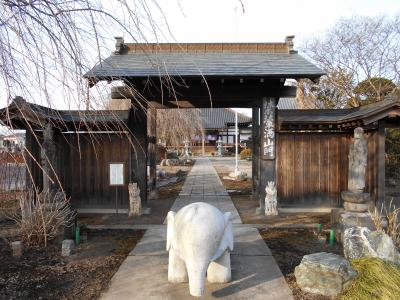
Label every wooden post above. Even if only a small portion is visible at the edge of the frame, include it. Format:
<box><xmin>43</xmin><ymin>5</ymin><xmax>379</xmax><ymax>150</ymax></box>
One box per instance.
<box><xmin>148</xmin><ymin>107</ymin><xmax>157</xmax><ymax>199</ymax></box>
<box><xmin>252</xmin><ymin>106</ymin><xmax>260</xmax><ymax>198</ymax></box>
<box><xmin>41</xmin><ymin>123</ymin><xmax>57</xmax><ymax>192</ymax></box>
<box><xmin>256</xmin><ymin>97</ymin><xmax>277</xmax><ymax>214</ymax></box>
<box><xmin>129</xmin><ymin>107</ymin><xmax>148</xmax><ymax>206</ymax></box>
<box><xmin>202</xmin><ymin>134</ymin><xmax>205</xmax><ymax>156</ymax></box>
<box><xmin>377</xmin><ymin>121</ymin><xmax>385</xmax><ymax>206</ymax></box>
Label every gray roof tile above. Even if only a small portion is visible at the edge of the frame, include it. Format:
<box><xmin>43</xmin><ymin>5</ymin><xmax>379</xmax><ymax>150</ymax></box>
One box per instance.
<box><xmin>86</xmin><ymin>52</ymin><xmax>325</xmax><ymax>79</ymax></box>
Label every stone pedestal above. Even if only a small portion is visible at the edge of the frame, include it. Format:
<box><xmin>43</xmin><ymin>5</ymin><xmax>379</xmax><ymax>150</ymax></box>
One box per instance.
<box><xmin>341</xmin><ymin>191</ymin><xmax>371</xmax><ymax>213</ymax></box>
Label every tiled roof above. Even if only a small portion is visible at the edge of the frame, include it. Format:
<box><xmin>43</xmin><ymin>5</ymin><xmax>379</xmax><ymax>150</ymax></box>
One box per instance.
<box><xmin>278</xmin><ymin>98</ymin><xmax>400</xmax><ymax>125</ymax></box>
<box><xmin>85</xmin><ymin>42</ymin><xmax>324</xmax><ymax>79</ymax></box>
<box><xmin>277</xmin><ymin>98</ymin><xmax>299</xmax><ymax>109</ymax></box>
<box><xmin>181</xmin><ymin>108</ymin><xmax>251</xmax><ymax>129</ymax></box>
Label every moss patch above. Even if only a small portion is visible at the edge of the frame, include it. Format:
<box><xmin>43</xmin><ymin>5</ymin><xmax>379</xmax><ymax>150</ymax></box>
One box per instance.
<box><xmin>341</xmin><ymin>258</ymin><xmax>400</xmax><ymax>300</ymax></box>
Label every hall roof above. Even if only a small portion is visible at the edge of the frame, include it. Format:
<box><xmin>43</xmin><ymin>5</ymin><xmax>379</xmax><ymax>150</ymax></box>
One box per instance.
<box><xmin>85</xmin><ymin>39</ymin><xmax>325</xmax><ymax>81</ymax></box>
<box><xmin>0</xmin><ymin>97</ymin><xmax>129</xmax><ymax>131</ymax></box>
<box><xmin>198</xmin><ymin>108</ymin><xmax>251</xmax><ymax>129</ymax></box>
<box><xmin>278</xmin><ymin>98</ymin><xmax>400</xmax><ymax>131</ymax></box>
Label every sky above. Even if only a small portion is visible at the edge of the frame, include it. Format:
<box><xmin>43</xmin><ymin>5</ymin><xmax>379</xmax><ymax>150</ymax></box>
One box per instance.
<box><xmin>153</xmin><ymin>0</ymin><xmax>399</xmax><ymax>44</ymax></box>
<box><xmin>1</xmin><ymin>0</ymin><xmax>399</xmax><ymax>131</ymax></box>
<box><xmin>143</xmin><ymin>0</ymin><xmax>400</xmax><ymax>116</ymax></box>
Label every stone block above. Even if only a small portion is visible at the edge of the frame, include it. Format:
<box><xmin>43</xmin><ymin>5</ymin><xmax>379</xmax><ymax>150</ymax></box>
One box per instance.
<box><xmin>61</xmin><ymin>239</ymin><xmax>75</xmax><ymax>257</ymax></box>
<box><xmin>341</xmin><ymin>191</ymin><xmax>371</xmax><ymax>203</ymax></box>
<box><xmin>331</xmin><ymin>208</ymin><xmax>345</xmax><ymax>225</ymax></box>
<box><xmin>343</xmin><ymin>227</ymin><xmax>400</xmax><ymax>264</ymax></box>
<box><xmin>228</xmin><ymin>170</ymin><xmax>247</xmax><ymax>181</ymax></box>
<box><xmin>294</xmin><ymin>252</ymin><xmax>357</xmax><ymax>296</ymax></box>
<box><xmin>343</xmin><ymin>201</ymin><xmax>369</xmax><ymax>213</ymax></box>
<box><xmin>11</xmin><ymin>241</ymin><xmax>23</xmax><ymax>258</ymax></box>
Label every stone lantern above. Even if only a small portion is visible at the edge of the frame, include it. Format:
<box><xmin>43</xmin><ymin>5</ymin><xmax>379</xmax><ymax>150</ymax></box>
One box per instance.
<box><xmin>183</xmin><ymin>138</ymin><xmax>190</xmax><ymax>159</ymax></box>
<box><xmin>216</xmin><ymin>137</ymin><xmax>224</xmax><ymax>156</ymax></box>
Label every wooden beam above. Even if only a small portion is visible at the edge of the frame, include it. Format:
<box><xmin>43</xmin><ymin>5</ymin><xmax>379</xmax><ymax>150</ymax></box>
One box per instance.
<box><xmin>257</xmin><ymin>97</ymin><xmax>277</xmax><ymax>214</ymax></box>
<box><xmin>124</xmin><ymin>79</ymin><xmax>294</xmax><ymax>107</ymax></box>
<box><xmin>252</xmin><ymin>106</ymin><xmax>260</xmax><ymax>199</ymax></box>
<box><xmin>376</xmin><ymin>121</ymin><xmax>385</xmax><ymax>206</ymax></box>
<box><xmin>148</xmin><ymin>107</ymin><xmax>157</xmax><ymax>199</ymax></box>
<box><xmin>128</xmin><ymin>108</ymin><xmax>148</xmax><ymax>205</ymax></box>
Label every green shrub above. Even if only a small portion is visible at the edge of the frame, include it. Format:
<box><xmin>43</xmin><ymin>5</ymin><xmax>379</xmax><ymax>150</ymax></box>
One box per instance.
<box><xmin>240</xmin><ymin>148</ymin><xmax>252</xmax><ymax>160</ymax></box>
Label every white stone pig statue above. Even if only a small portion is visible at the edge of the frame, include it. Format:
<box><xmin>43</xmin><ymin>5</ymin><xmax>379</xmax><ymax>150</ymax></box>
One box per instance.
<box><xmin>166</xmin><ymin>202</ymin><xmax>234</xmax><ymax>297</ymax></box>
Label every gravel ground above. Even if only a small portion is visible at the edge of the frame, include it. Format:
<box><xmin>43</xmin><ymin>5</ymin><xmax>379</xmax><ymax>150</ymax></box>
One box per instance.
<box><xmin>0</xmin><ymin>229</ymin><xmax>145</xmax><ymax>300</ymax></box>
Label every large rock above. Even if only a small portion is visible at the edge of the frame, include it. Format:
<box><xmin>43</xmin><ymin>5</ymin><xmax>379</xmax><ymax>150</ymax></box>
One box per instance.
<box><xmin>331</xmin><ymin>211</ymin><xmax>375</xmax><ymax>242</ymax></box>
<box><xmin>343</xmin><ymin>227</ymin><xmax>400</xmax><ymax>264</ymax></box>
<box><xmin>294</xmin><ymin>252</ymin><xmax>357</xmax><ymax>296</ymax></box>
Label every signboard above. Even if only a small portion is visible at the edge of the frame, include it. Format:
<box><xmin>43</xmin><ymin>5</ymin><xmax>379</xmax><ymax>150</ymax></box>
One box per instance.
<box><xmin>261</xmin><ymin>99</ymin><xmax>276</xmax><ymax>160</ymax></box>
<box><xmin>109</xmin><ymin>163</ymin><xmax>124</xmax><ymax>186</ymax></box>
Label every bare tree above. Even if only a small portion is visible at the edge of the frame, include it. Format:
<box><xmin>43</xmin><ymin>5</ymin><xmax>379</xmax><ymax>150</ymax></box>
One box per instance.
<box><xmin>300</xmin><ymin>14</ymin><xmax>400</xmax><ymax>108</ymax></box>
<box><xmin>157</xmin><ymin>109</ymin><xmax>204</xmax><ymax>147</ymax></box>
<box><xmin>0</xmin><ymin>1</ymin><xmax>177</xmax><ymax>236</ymax></box>
<box><xmin>0</xmin><ymin>0</ymin><xmax>173</xmax><ymax>109</ymax></box>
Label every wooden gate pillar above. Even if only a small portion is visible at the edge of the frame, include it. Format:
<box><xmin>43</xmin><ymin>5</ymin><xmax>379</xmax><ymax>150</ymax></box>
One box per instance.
<box><xmin>129</xmin><ymin>106</ymin><xmax>148</xmax><ymax>206</ymax></box>
<box><xmin>252</xmin><ymin>106</ymin><xmax>260</xmax><ymax>199</ymax></box>
<box><xmin>148</xmin><ymin>107</ymin><xmax>157</xmax><ymax>199</ymax></box>
<box><xmin>256</xmin><ymin>97</ymin><xmax>277</xmax><ymax>214</ymax></box>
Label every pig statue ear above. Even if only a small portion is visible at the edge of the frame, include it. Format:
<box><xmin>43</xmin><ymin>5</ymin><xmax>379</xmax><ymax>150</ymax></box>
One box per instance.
<box><xmin>166</xmin><ymin>211</ymin><xmax>176</xmax><ymax>251</ymax></box>
<box><xmin>223</xmin><ymin>212</ymin><xmax>234</xmax><ymax>252</ymax></box>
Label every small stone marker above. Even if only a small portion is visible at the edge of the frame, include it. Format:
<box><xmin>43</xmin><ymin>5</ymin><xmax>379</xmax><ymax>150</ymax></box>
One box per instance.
<box><xmin>61</xmin><ymin>239</ymin><xmax>75</xmax><ymax>257</ymax></box>
<box><xmin>11</xmin><ymin>241</ymin><xmax>23</xmax><ymax>258</ymax></box>
<box><xmin>295</xmin><ymin>252</ymin><xmax>357</xmax><ymax>296</ymax></box>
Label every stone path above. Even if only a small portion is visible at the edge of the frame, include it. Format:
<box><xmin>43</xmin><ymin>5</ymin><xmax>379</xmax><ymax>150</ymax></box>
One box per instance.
<box><xmin>168</xmin><ymin>158</ymin><xmax>241</xmax><ymax>224</ymax></box>
<box><xmin>100</xmin><ymin>158</ymin><xmax>293</xmax><ymax>300</ymax></box>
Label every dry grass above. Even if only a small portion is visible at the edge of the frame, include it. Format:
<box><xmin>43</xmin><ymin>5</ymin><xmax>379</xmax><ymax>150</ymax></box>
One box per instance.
<box><xmin>341</xmin><ymin>258</ymin><xmax>400</xmax><ymax>300</ymax></box>
<box><xmin>370</xmin><ymin>199</ymin><xmax>400</xmax><ymax>248</ymax></box>
<box><xmin>6</xmin><ymin>189</ymin><xmax>75</xmax><ymax>247</ymax></box>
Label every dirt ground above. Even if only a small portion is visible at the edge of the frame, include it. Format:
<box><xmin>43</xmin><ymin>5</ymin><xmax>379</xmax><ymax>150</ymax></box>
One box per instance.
<box><xmin>0</xmin><ymin>229</ymin><xmax>145</xmax><ymax>300</ymax></box>
<box><xmin>260</xmin><ymin>228</ymin><xmax>343</xmax><ymax>300</ymax></box>
<box><xmin>219</xmin><ymin>172</ymin><xmax>331</xmax><ymax>227</ymax></box>
<box><xmin>217</xmin><ymin>168</ymin><xmax>342</xmax><ymax>299</ymax></box>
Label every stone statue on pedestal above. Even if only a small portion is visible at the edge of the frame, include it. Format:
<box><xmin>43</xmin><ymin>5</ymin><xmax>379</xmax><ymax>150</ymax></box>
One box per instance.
<box><xmin>348</xmin><ymin>127</ymin><xmax>368</xmax><ymax>192</ymax></box>
<box><xmin>333</xmin><ymin>127</ymin><xmax>375</xmax><ymax>242</ymax></box>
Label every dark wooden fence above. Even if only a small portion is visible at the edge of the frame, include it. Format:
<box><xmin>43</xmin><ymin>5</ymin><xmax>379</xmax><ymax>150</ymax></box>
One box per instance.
<box><xmin>276</xmin><ymin>131</ymin><xmax>379</xmax><ymax>207</ymax></box>
<box><xmin>26</xmin><ymin>131</ymin><xmax>131</xmax><ymax>210</ymax></box>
